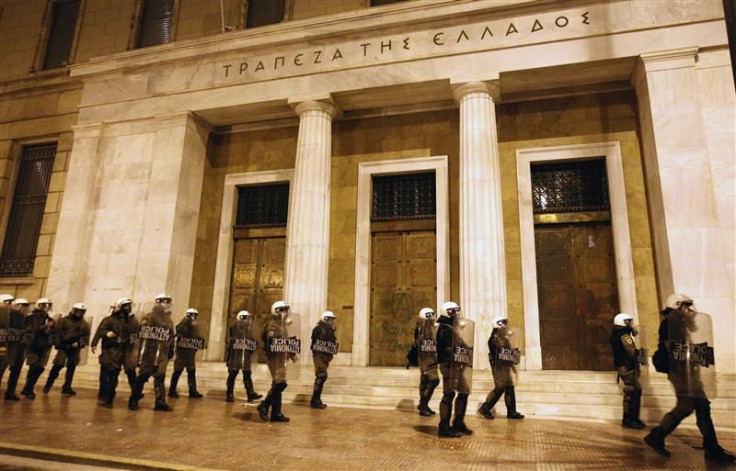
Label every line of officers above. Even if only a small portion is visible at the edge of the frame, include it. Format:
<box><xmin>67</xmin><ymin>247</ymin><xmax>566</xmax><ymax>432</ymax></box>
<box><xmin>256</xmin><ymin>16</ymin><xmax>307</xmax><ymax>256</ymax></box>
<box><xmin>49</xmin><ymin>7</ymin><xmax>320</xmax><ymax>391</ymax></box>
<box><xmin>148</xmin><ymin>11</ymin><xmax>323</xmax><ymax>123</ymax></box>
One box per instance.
<box><xmin>0</xmin><ymin>293</ymin><xmax>337</xmax><ymax>423</ymax></box>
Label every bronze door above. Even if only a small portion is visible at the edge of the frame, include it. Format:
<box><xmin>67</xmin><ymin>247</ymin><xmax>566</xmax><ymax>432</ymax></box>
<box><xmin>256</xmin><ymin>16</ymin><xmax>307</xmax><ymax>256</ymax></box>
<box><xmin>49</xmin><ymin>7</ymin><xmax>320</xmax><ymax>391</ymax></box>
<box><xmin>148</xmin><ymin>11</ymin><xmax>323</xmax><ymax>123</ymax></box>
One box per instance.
<box><xmin>370</xmin><ymin>230</ymin><xmax>437</xmax><ymax>366</ymax></box>
<box><xmin>536</xmin><ymin>222</ymin><xmax>618</xmax><ymax>370</ymax></box>
<box><xmin>228</xmin><ymin>236</ymin><xmax>286</xmax><ymax>362</ymax></box>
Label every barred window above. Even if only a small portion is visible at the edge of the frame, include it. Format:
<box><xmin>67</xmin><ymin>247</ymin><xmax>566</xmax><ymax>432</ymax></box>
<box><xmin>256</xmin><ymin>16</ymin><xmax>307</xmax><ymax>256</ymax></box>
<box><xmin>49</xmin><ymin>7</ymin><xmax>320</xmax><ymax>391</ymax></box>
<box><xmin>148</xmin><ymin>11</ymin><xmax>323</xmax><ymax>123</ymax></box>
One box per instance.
<box><xmin>235</xmin><ymin>183</ymin><xmax>289</xmax><ymax>228</ymax></box>
<box><xmin>136</xmin><ymin>0</ymin><xmax>175</xmax><ymax>48</ymax></box>
<box><xmin>372</xmin><ymin>172</ymin><xmax>436</xmax><ymax>222</ymax></box>
<box><xmin>0</xmin><ymin>144</ymin><xmax>57</xmax><ymax>277</ymax></box>
<box><xmin>42</xmin><ymin>0</ymin><xmax>80</xmax><ymax>70</ymax></box>
<box><xmin>531</xmin><ymin>159</ymin><xmax>609</xmax><ymax>214</ymax></box>
<box><xmin>246</xmin><ymin>0</ymin><xmax>285</xmax><ymax>29</ymax></box>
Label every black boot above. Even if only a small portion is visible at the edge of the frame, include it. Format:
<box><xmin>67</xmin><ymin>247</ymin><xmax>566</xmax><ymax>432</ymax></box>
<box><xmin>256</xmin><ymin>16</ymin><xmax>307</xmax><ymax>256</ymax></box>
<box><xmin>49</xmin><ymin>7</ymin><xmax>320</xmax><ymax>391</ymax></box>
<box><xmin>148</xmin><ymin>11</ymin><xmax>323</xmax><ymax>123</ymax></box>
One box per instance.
<box><xmin>632</xmin><ymin>391</ymin><xmax>645</xmax><ymax>428</ymax></box>
<box><xmin>98</xmin><ymin>367</ymin><xmax>107</xmax><ymax>399</ymax></box>
<box><xmin>310</xmin><ymin>377</ymin><xmax>327</xmax><ymax>409</ymax></box>
<box><xmin>705</xmin><ymin>447</ymin><xmax>736</xmax><ymax>462</ymax></box>
<box><xmin>244</xmin><ymin>371</ymin><xmax>261</xmax><ymax>402</ymax></box>
<box><xmin>257</xmin><ymin>385</ymin><xmax>273</xmax><ymax>421</ymax></box>
<box><xmin>505</xmin><ymin>387</ymin><xmax>524</xmax><ymax>419</ymax></box>
<box><xmin>270</xmin><ymin>383</ymin><xmax>290</xmax><ymax>422</ymax></box>
<box><xmin>452</xmin><ymin>393</ymin><xmax>473</xmax><ymax>435</ymax></box>
<box><xmin>128</xmin><ymin>372</ymin><xmax>147</xmax><ymax>410</ymax></box>
<box><xmin>226</xmin><ymin>370</ymin><xmax>237</xmax><ymax>402</ymax></box>
<box><xmin>22</xmin><ymin>366</ymin><xmax>44</xmax><ymax>399</ymax></box>
<box><xmin>61</xmin><ymin>364</ymin><xmax>77</xmax><ymax>395</ymax></box>
<box><xmin>125</xmin><ymin>368</ymin><xmax>137</xmax><ymax>392</ymax></box>
<box><xmin>188</xmin><ymin>369</ymin><xmax>203</xmax><ymax>398</ymax></box>
<box><xmin>644</xmin><ymin>427</ymin><xmax>671</xmax><ymax>457</ymax></box>
<box><xmin>479</xmin><ymin>388</ymin><xmax>503</xmax><ymax>419</ymax></box>
<box><xmin>168</xmin><ymin>369</ymin><xmax>182</xmax><ymax>398</ymax></box>
<box><xmin>153</xmin><ymin>377</ymin><xmax>173</xmax><ymax>411</ymax></box>
<box><xmin>4</xmin><ymin>367</ymin><xmax>22</xmax><ymax>401</ymax></box>
<box><xmin>417</xmin><ymin>375</ymin><xmax>428</xmax><ymax>413</ymax></box>
<box><xmin>622</xmin><ymin>391</ymin><xmax>644</xmax><ymax>429</ymax></box>
<box><xmin>438</xmin><ymin>392</ymin><xmax>461</xmax><ymax>438</ymax></box>
<box><xmin>44</xmin><ymin>364</ymin><xmax>63</xmax><ymax>393</ymax></box>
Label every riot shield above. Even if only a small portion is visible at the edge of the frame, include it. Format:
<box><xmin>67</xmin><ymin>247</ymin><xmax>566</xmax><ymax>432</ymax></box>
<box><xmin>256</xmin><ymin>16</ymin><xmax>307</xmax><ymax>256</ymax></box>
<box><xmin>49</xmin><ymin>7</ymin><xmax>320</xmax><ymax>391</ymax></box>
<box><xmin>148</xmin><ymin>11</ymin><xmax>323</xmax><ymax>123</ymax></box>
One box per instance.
<box><xmin>493</xmin><ymin>324</ymin><xmax>522</xmax><ymax>387</ymax></box>
<box><xmin>136</xmin><ymin>302</ymin><xmax>175</xmax><ymax>368</ymax></box>
<box><xmin>668</xmin><ymin>310</ymin><xmax>717</xmax><ymax>399</ymax></box>
<box><xmin>227</xmin><ymin>319</ymin><xmax>257</xmax><ymax>370</ymax></box>
<box><xmin>285</xmin><ymin>312</ymin><xmax>302</xmax><ymax>376</ymax></box>
<box><xmin>449</xmin><ymin>318</ymin><xmax>474</xmax><ymax>394</ymax></box>
<box><xmin>417</xmin><ymin>318</ymin><xmax>438</xmax><ymax>373</ymax></box>
<box><xmin>633</xmin><ymin>325</ymin><xmax>648</xmax><ymax>381</ymax></box>
<box><xmin>265</xmin><ymin>312</ymin><xmax>301</xmax><ymax>370</ymax></box>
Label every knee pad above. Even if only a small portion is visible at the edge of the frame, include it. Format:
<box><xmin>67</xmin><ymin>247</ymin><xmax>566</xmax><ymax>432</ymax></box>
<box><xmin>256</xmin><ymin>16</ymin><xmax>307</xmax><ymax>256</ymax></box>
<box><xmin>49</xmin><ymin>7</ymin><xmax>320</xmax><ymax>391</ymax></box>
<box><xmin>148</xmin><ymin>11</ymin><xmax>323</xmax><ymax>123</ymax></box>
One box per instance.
<box><xmin>316</xmin><ymin>370</ymin><xmax>328</xmax><ymax>380</ymax></box>
<box><xmin>622</xmin><ymin>385</ymin><xmax>636</xmax><ymax>394</ymax></box>
<box><xmin>275</xmin><ymin>381</ymin><xmax>288</xmax><ymax>393</ymax></box>
<box><xmin>429</xmin><ymin>378</ymin><xmax>440</xmax><ymax>389</ymax></box>
<box><xmin>442</xmin><ymin>391</ymin><xmax>456</xmax><ymax>402</ymax></box>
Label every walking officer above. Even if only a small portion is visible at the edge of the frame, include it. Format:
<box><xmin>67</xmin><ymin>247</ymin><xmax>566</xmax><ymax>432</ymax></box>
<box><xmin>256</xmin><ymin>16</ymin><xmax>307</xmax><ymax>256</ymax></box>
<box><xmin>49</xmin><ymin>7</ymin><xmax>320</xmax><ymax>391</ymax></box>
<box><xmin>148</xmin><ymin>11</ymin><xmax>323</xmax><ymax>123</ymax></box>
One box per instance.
<box><xmin>609</xmin><ymin>312</ymin><xmax>645</xmax><ymax>429</ymax></box>
<box><xmin>478</xmin><ymin>316</ymin><xmax>524</xmax><ymax>420</ymax></box>
<box><xmin>3</xmin><ymin>299</ymin><xmax>31</xmax><ymax>400</ymax></box>
<box><xmin>168</xmin><ymin>308</ymin><xmax>205</xmax><ymax>399</ymax></box>
<box><xmin>257</xmin><ymin>300</ymin><xmax>300</xmax><ymax>422</ymax></box>
<box><xmin>224</xmin><ymin>310</ymin><xmax>262</xmax><ymax>402</ymax></box>
<box><xmin>0</xmin><ymin>294</ymin><xmax>14</xmax><ymax>391</ymax></box>
<box><xmin>43</xmin><ymin>303</ymin><xmax>91</xmax><ymax>395</ymax></box>
<box><xmin>415</xmin><ymin>307</ymin><xmax>440</xmax><ymax>416</ymax></box>
<box><xmin>120</xmin><ymin>299</ymin><xmax>140</xmax><ymax>395</ymax></box>
<box><xmin>128</xmin><ymin>294</ymin><xmax>176</xmax><ymax>412</ymax></box>
<box><xmin>92</xmin><ymin>298</ymin><xmax>132</xmax><ymax>407</ymax></box>
<box><xmin>436</xmin><ymin>301</ymin><xmax>475</xmax><ymax>438</ymax></box>
<box><xmin>21</xmin><ymin>298</ymin><xmax>56</xmax><ymax>399</ymax></box>
<box><xmin>310</xmin><ymin>310</ymin><xmax>338</xmax><ymax>409</ymax></box>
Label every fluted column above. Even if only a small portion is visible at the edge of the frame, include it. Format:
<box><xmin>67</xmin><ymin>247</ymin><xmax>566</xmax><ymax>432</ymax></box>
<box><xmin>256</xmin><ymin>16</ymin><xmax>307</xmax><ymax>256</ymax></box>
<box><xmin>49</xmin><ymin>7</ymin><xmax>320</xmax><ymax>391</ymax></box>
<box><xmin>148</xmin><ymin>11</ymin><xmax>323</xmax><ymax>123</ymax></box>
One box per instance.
<box><xmin>454</xmin><ymin>82</ymin><xmax>507</xmax><ymax>369</ymax></box>
<box><xmin>284</xmin><ymin>100</ymin><xmax>338</xmax><ymax>354</ymax></box>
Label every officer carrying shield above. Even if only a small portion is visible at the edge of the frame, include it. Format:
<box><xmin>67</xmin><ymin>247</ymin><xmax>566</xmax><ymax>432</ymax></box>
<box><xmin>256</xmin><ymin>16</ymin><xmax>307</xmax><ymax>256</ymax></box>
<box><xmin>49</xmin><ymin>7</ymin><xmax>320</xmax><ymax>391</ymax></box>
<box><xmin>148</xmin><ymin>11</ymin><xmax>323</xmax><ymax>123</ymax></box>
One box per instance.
<box><xmin>121</xmin><ymin>299</ymin><xmax>140</xmax><ymax>395</ymax></box>
<box><xmin>415</xmin><ymin>307</ymin><xmax>440</xmax><ymax>417</ymax></box>
<box><xmin>0</xmin><ymin>294</ymin><xmax>14</xmax><ymax>391</ymax></box>
<box><xmin>257</xmin><ymin>300</ymin><xmax>298</xmax><ymax>422</ymax></box>
<box><xmin>128</xmin><ymin>294</ymin><xmax>176</xmax><ymax>412</ymax></box>
<box><xmin>3</xmin><ymin>298</ymin><xmax>30</xmax><ymax>401</ymax></box>
<box><xmin>609</xmin><ymin>312</ymin><xmax>645</xmax><ymax>429</ymax></box>
<box><xmin>21</xmin><ymin>298</ymin><xmax>55</xmax><ymax>399</ymax></box>
<box><xmin>643</xmin><ymin>294</ymin><xmax>735</xmax><ymax>462</ymax></box>
<box><xmin>225</xmin><ymin>310</ymin><xmax>262</xmax><ymax>403</ymax></box>
<box><xmin>168</xmin><ymin>308</ymin><xmax>205</xmax><ymax>399</ymax></box>
<box><xmin>436</xmin><ymin>301</ymin><xmax>474</xmax><ymax>438</ymax></box>
<box><xmin>92</xmin><ymin>297</ymin><xmax>133</xmax><ymax>407</ymax></box>
<box><xmin>310</xmin><ymin>310</ymin><xmax>338</xmax><ymax>409</ymax></box>
<box><xmin>43</xmin><ymin>303</ymin><xmax>91</xmax><ymax>395</ymax></box>
<box><xmin>478</xmin><ymin>316</ymin><xmax>524</xmax><ymax>420</ymax></box>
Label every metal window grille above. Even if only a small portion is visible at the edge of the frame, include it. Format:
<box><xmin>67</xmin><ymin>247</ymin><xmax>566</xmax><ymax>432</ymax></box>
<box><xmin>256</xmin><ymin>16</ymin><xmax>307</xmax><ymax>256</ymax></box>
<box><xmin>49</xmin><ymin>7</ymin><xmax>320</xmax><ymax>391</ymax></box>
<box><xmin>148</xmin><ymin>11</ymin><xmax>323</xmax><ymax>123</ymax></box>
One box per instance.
<box><xmin>0</xmin><ymin>144</ymin><xmax>57</xmax><ymax>277</ymax></box>
<box><xmin>246</xmin><ymin>0</ymin><xmax>285</xmax><ymax>28</ymax></box>
<box><xmin>136</xmin><ymin>0</ymin><xmax>175</xmax><ymax>48</ymax></box>
<box><xmin>42</xmin><ymin>0</ymin><xmax>80</xmax><ymax>70</ymax></box>
<box><xmin>531</xmin><ymin>159</ymin><xmax>610</xmax><ymax>214</ymax></box>
<box><xmin>235</xmin><ymin>183</ymin><xmax>289</xmax><ymax>228</ymax></box>
<box><xmin>371</xmin><ymin>172</ymin><xmax>436</xmax><ymax>222</ymax></box>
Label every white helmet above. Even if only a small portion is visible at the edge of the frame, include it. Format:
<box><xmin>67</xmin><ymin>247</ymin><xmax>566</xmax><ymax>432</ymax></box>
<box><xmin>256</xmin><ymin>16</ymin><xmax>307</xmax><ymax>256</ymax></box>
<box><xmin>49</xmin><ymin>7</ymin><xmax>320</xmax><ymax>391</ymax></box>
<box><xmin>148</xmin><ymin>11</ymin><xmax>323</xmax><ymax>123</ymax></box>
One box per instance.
<box><xmin>36</xmin><ymin>297</ymin><xmax>52</xmax><ymax>306</ymax></box>
<box><xmin>419</xmin><ymin>307</ymin><xmax>435</xmax><ymax>319</ymax></box>
<box><xmin>441</xmin><ymin>301</ymin><xmax>460</xmax><ymax>315</ymax></box>
<box><xmin>493</xmin><ymin>315</ymin><xmax>508</xmax><ymax>326</ymax></box>
<box><xmin>0</xmin><ymin>294</ymin><xmax>15</xmax><ymax>304</ymax></box>
<box><xmin>322</xmin><ymin>310</ymin><xmax>335</xmax><ymax>321</ymax></box>
<box><xmin>186</xmin><ymin>308</ymin><xmax>199</xmax><ymax>317</ymax></box>
<box><xmin>271</xmin><ymin>300</ymin><xmax>289</xmax><ymax>315</ymax></box>
<box><xmin>237</xmin><ymin>310</ymin><xmax>251</xmax><ymax>320</ymax></box>
<box><xmin>155</xmin><ymin>293</ymin><xmax>172</xmax><ymax>304</ymax></box>
<box><xmin>14</xmin><ymin>298</ymin><xmax>30</xmax><ymax>306</ymax></box>
<box><xmin>115</xmin><ymin>297</ymin><xmax>132</xmax><ymax>310</ymax></box>
<box><xmin>613</xmin><ymin>313</ymin><xmax>634</xmax><ymax>327</ymax></box>
<box><xmin>665</xmin><ymin>293</ymin><xmax>694</xmax><ymax>310</ymax></box>
<box><xmin>72</xmin><ymin>302</ymin><xmax>86</xmax><ymax>311</ymax></box>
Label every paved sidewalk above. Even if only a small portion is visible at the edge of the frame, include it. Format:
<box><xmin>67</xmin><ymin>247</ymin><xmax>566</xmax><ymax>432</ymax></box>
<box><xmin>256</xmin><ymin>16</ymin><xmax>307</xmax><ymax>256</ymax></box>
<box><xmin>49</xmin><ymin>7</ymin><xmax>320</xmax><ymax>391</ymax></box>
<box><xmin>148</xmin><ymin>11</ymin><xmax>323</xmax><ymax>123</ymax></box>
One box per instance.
<box><xmin>0</xmin><ymin>388</ymin><xmax>734</xmax><ymax>471</ymax></box>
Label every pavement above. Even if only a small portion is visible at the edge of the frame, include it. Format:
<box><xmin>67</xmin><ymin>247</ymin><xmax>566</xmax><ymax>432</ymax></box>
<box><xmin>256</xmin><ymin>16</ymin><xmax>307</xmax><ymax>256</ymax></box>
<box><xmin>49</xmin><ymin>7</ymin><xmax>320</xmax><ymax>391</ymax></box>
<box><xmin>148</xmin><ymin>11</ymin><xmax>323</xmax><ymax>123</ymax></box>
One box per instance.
<box><xmin>0</xmin><ymin>387</ymin><xmax>735</xmax><ymax>471</ymax></box>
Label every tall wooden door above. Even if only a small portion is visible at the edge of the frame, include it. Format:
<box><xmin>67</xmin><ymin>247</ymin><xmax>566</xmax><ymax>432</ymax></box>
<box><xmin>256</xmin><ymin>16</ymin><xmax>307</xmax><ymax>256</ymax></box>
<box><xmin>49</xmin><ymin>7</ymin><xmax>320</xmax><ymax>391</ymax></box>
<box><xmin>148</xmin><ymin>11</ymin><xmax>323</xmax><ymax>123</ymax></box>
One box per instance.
<box><xmin>228</xmin><ymin>236</ymin><xmax>286</xmax><ymax>362</ymax></box>
<box><xmin>370</xmin><ymin>230</ymin><xmax>437</xmax><ymax>366</ymax></box>
<box><xmin>536</xmin><ymin>222</ymin><xmax>618</xmax><ymax>370</ymax></box>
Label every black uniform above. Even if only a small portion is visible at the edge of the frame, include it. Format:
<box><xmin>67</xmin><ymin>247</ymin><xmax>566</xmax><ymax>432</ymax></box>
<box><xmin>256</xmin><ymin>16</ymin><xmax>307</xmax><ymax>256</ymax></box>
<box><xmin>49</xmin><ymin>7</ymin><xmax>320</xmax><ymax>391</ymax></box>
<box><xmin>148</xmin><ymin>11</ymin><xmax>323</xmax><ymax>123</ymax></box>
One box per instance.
<box><xmin>168</xmin><ymin>316</ymin><xmax>204</xmax><ymax>399</ymax></box>
<box><xmin>2</xmin><ymin>307</ymin><xmax>27</xmax><ymax>400</ymax></box>
<box><xmin>436</xmin><ymin>315</ymin><xmax>471</xmax><ymax>437</ymax></box>
<box><xmin>128</xmin><ymin>305</ymin><xmax>175</xmax><ymax>411</ymax></box>
<box><xmin>91</xmin><ymin>310</ymin><xmax>129</xmax><ymax>406</ymax></box>
<box><xmin>123</xmin><ymin>314</ymin><xmax>140</xmax><ymax>393</ymax></box>
<box><xmin>224</xmin><ymin>319</ymin><xmax>261</xmax><ymax>402</ymax></box>
<box><xmin>310</xmin><ymin>319</ymin><xmax>337</xmax><ymax>408</ymax></box>
<box><xmin>610</xmin><ymin>325</ymin><xmax>643</xmax><ymax>428</ymax></box>
<box><xmin>478</xmin><ymin>326</ymin><xmax>524</xmax><ymax>420</ymax></box>
<box><xmin>43</xmin><ymin>313</ymin><xmax>91</xmax><ymax>395</ymax></box>
<box><xmin>414</xmin><ymin>320</ymin><xmax>439</xmax><ymax>416</ymax></box>
<box><xmin>20</xmin><ymin>308</ymin><xmax>54</xmax><ymax>399</ymax></box>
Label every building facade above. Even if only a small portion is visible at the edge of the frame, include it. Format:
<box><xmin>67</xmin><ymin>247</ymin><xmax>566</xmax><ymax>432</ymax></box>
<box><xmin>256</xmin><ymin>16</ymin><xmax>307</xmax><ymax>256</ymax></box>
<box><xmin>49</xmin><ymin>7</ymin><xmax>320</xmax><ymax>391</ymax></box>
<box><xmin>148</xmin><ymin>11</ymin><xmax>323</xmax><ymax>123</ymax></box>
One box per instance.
<box><xmin>0</xmin><ymin>0</ymin><xmax>733</xmax><ymax>372</ymax></box>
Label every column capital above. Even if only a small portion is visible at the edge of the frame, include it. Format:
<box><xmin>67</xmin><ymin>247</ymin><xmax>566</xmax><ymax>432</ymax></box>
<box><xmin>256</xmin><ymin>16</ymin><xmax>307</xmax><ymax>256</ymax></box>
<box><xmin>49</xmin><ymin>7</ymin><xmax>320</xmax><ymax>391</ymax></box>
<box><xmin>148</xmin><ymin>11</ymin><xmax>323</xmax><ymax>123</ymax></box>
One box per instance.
<box><xmin>631</xmin><ymin>47</ymin><xmax>698</xmax><ymax>87</ymax></box>
<box><xmin>291</xmin><ymin>99</ymin><xmax>342</xmax><ymax>119</ymax></box>
<box><xmin>452</xmin><ymin>81</ymin><xmax>500</xmax><ymax>103</ymax></box>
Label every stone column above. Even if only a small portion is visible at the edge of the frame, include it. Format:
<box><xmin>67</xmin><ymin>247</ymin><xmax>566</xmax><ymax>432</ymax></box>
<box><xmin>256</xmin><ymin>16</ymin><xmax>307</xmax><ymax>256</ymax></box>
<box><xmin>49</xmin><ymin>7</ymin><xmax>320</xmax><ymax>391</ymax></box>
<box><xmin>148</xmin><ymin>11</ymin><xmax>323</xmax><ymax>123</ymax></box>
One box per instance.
<box><xmin>453</xmin><ymin>82</ymin><xmax>507</xmax><ymax>369</ymax></box>
<box><xmin>284</xmin><ymin>100</ymin><xmax>339</xmax><ymax>357</ymax></box>
<box><xmin>632</xmin><ymin>47</ymin><xmax>735</xmax><ymax>372</ymax></box>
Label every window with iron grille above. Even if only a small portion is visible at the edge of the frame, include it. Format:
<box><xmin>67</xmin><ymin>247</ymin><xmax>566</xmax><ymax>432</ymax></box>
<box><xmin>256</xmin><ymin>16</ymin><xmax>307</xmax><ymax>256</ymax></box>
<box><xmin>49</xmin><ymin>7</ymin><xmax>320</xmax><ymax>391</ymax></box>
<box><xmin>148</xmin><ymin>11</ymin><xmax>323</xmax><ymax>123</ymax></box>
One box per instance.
<box><xmin>42</xmin><ymin>0</ymin><xmax>80</xmax><ymax>70</ymax></box>
<box><xmin>0</xmin><ymin>144</ymin><xmax>57</xmax><ymax>277</ymax></box>
<box><xmin>235</xmin><ymin>183</ymin><xmax>289</xmax><ymax>228</ymax></box>
<box><xmin>531</xmin><ymin>159</ymin><xmax>610</xmax><ymax>214</ymax></box>
<box><xmin>246</xmin><ymin>0</ymin><xmax>285</xmax><ymax>29</ymax></box>
<box><xmin>371</xmin><ymin>172</ymin><xmax>436</xmax><ymax>222</ymax></box>
<box><xmin>136</xmin><ymin>0</ymin><xmax>175</xmax><ymax>48</ymax></box>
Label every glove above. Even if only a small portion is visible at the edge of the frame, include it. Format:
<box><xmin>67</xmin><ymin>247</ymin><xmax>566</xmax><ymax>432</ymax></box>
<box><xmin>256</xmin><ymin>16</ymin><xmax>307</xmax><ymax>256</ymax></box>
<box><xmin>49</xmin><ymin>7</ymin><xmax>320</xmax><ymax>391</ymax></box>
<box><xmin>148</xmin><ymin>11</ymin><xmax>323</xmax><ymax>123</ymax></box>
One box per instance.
<box><xmin>105</xmin><ymin>331</ymin><xmax>117</xmax><ymax>339</ymax></box>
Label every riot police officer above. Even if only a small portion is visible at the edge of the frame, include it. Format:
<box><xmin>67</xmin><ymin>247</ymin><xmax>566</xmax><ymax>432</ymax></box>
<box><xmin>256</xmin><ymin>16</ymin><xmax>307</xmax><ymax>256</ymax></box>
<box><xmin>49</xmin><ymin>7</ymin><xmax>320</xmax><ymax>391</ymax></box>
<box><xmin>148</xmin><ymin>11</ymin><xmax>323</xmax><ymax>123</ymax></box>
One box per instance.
<box><xmin>4</xmin><ymin>299</ymin><xmax>30</xmax><ymax>400</ymax></box>
<box><xmin>21</xmin><ymin>298</ymin><xmax>55</xmax><ymax>399</ymax></box>
<box><xmin>0</xmin><ymin>294</ymin><xmax>14</xmax><ymax>391</ymax></box>
<box><xmin>644</xmin><ymin>294</ymin><xmax>735</xmax><ymax>462</ymax></box>
<box><xmin>169</xmin><ymin>308</ymin><xmax>204</xmax><ymax>399</ymax></box>
<box><xmin>609</xmin><ymin>312</ymin><xmax>645</xmax><ymax>429</ymax></box>
<box><xmin>415</xmin><ymin>307</ymin><xmax>439</xmax><ymax>416</ymax></box>
<box><xmin>129</xmin><ymin>294</ymin><xmax>176</xmax><ymax>412</ymax></box>
<box><xmin>43</xmin><ymin>303</ymin><xmax>91</xmax><ymax>395</ymax></box>
<box><xmin>478</xmin><ymin>316</ymin><xmax>524</xmax><ymax>420</ymax></box>
<box><xmin>225</xmin><ymin>310</ymin><xmax>262</xmax><ymax>403</ymax></box>
<box><xmin>436</xmin><ymin>301</ymin><xmax>474</xmax><ymax>438</ymax></box>
<box><xmin>310</xmin><ymin>310</ymin><xmax>338</xmax><ymax>409</ymax></box>
<box><xmin>92</xmin><ymin>298</ymin><xmax>132</xmax><ymax>407</ymax></box>
<box><xmin>257</xmin><ymin>300</ymin><xmax>298</xmax><ymax>422</ymax></box>
<box><xmin>120</xmin><ymin>299</ymin><xmax>140</xmax><ymax>395</ymax></box>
